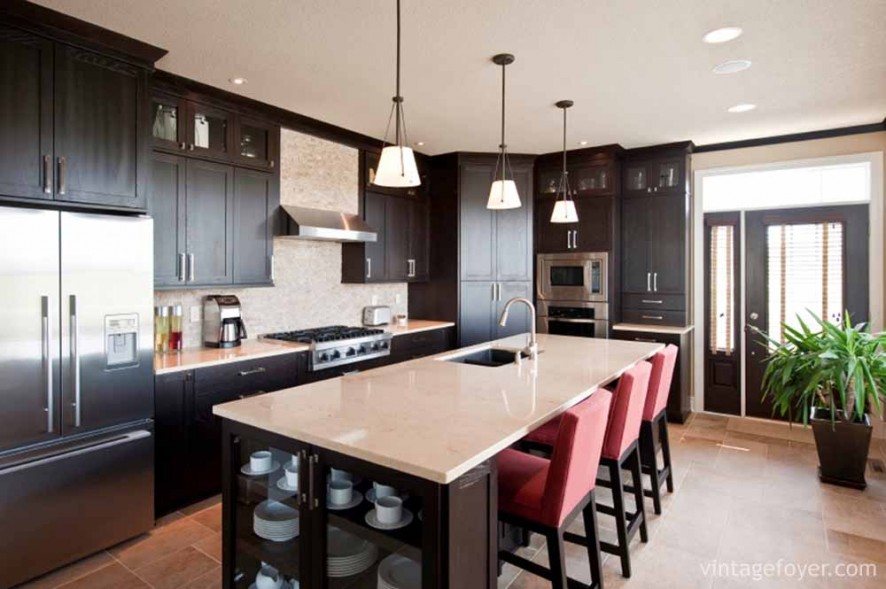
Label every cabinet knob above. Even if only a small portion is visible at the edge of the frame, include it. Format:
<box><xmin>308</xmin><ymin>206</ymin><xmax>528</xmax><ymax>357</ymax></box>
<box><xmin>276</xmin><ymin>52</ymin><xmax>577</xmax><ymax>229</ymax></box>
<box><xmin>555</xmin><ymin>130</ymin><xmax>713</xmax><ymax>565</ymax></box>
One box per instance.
<box><xmin>179</xmin><ymin>142</ymin><xmax>186</xmax><ymax>150</ymax></box>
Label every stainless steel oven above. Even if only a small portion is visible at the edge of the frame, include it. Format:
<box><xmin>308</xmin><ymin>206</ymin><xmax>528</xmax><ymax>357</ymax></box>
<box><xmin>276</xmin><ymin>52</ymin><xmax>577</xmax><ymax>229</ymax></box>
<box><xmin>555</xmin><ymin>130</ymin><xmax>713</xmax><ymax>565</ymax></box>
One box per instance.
<box><xmin>537</xmin><ymin>252</ymin><xmax>608</xmax><ymax>303</ymax></box>
<box><xmin>537</xmin><ymin>301</ymin><xmax>609</xmax><ymax>339</ymax></box>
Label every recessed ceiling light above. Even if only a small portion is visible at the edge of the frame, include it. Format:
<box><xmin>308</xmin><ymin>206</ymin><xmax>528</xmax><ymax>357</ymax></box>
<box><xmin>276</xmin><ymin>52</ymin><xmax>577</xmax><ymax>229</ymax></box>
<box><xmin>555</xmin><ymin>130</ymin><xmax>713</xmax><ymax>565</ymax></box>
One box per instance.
<box><xmin>713</xmin><ymin>59</ymin><xmax>752</xmax><ymax>74</ymax></box>
<box><xmin>579</xmin><ymin>140</ymin><xmax>589</xmax><ymax>146</ymax></box>
<box><xmin>728</xmin><ymin>103</ymin><xmax>757</xmax><ymax>113</ymax></box>
<box><xmin>415</xmin><ymin>141</ymin><xmax>425</xmax><ymax>147</ymax></box>
<box><xmin>229</xmin><ymin>77</ymin><xmax>247</xmax><ymax>85</ymax></box>
<box><xmin>703</xmin><ymin>27</ymin><xmax>743</xmax><ymax>44</ymax></box>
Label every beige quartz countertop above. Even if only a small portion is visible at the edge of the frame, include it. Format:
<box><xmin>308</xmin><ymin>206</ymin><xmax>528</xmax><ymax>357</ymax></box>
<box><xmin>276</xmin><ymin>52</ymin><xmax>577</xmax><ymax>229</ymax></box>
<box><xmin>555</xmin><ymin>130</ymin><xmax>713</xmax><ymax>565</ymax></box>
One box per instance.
<box><xmin>613</xmin><ymin>323</ymin><xmax>695</xmax><ymax>335</ymax></box>
<box><xmin>154</xmin><ymin>320</ymin><xmax>454</xmax><ymax>375</ymax></box>
<box><xmin>213</xmin><ymin>334</ymin><xmax>663</xmax><ymax>484</ymax></box>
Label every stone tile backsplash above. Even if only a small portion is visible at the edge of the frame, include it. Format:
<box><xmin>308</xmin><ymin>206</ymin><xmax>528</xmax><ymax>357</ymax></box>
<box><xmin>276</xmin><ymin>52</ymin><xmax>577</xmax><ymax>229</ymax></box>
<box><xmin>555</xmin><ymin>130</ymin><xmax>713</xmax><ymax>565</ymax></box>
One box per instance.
<box><xmin>154</xmin><ymin>128</ymin><xmax>407</xmax><ymax>347</ymax></box>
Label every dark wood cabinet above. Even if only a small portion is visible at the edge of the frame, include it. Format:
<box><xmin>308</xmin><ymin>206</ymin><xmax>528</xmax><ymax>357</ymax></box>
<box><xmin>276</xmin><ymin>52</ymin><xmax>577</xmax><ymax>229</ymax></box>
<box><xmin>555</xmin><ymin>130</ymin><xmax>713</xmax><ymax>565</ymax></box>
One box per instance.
<box><xmin>342</xmin><ymin>187</ymin><xmax>429</xmax><ymax>284</ymax></box>
<box><xmin>459</xmin><ymin>282</ymin><xmax>497</xmax><ymax>345</ymax></box>
<box><xmin>362</xmin><ymin>149</ymin><xmax>429</xmax><ymax>198</ymax></box>
<box><xmin>536</xmin><ymin>195</ymin><xmax>614</xmax><ymax>254</ymax></box>
<box><xmin>152</xmin><ymin>151</ymin><xmax>276</xmax><ymax>289</ymax></box>
<box><xmin>611</xmin><ymin>327</ymin><xmax>692</xmax><ymax>423</ymax></box>
<box><xmin>154</xmin><ymin>370</ymin><xmax>194</xmax><ymax>517</ymax></box>
<box><xmin>0</xmin><ymin>25</ymin><xmax>53</xmax><ymax>202</ymax></box>
<box><xmin>619</xmin><ymin>143</ymin><xmax>692</xmax><ymax>326</ymax></box>
<box><xmin>0</xmin><ymin>25</ymin><xmax>153</xmax><ymax>210</ymax></box>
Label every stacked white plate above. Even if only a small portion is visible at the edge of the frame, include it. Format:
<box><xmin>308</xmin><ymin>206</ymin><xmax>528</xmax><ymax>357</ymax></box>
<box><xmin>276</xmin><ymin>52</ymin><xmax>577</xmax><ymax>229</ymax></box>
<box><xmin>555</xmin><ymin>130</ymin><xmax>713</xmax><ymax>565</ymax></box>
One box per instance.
<box><xmin>377</xmin><ymin>554</ymin><xmax>421</xmax><ymax>589</ymax></box>
<box><xmin>326</xmin><ymin>526</ymin><xmax>378</xmax><ymax>578</ymax></box>
<box><xmin>253</xmin><ymin>499</ymin><xmax>299</xmax><ymax>542</ymax></box>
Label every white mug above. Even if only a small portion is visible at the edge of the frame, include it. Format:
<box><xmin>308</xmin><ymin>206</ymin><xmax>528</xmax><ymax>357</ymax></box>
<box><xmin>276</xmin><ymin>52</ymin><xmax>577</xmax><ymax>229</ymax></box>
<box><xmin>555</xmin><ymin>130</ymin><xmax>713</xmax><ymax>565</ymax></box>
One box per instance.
<box><xmin>250</xmin><ymin>451</ymin><xmax>272</xmax><ymax>473</ymax></box>
<box><xmin>329</xmin><ymin>480</ymin><xmax>353</xmax><ymax>506</ymax></box>
<box><xmin>256</xmin><ymin>563</ymin><xmax>283</xmax><ymax>589</ymax></box>
<box><xmin>373</xmin><ymin>482</ymin><xmax>397</xmax><ymax>500</ymax></box>
<box><xmin>375</xmin><ymin>495</ymin><xmax>403</xmax><ymax>524</ymax></box>
<box><xmin>284</xmin><ymin>463</ymin><xmax>299</xmax><ymax>489</ymax></box>
<box><xmin>330</xmin><ymin>468</ymin><xmax>352</xmax><ymax>483</ymax></box>
<box><xmin>291</xmin><ymin>454</ymin><xmax>300</xmax><ymax>468</ymax></box>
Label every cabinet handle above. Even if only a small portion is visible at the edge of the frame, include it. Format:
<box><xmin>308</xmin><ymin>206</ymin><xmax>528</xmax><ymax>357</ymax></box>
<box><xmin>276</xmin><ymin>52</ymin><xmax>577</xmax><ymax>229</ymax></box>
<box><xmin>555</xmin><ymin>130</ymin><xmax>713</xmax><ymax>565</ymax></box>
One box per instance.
<box><xmin>188</xmin><ymin>144</ymin><xmax>195</xmax><ymax>151</ymax></box>
<box><xmin>188</xmin><ymin>253</ymin><xmax>195</xmax><ymax>282</ymax></box>
<box><xmin>269</xmin><ymin>160</ymin><xmax>275</xmax><ymax>168</ymax></box>
<box><xmin>634</xmin><ymin>337</ymin><xmax>659</xmax><ymax>343</ymax></box>
<box><xmin>57</xmin><ymin>156</ymin><xmax>66</xmax><ymax>195</ymax></box>
<box><xmin>178</xmin><ymin>253</ymin><xmax>186</xmax><ymax>282</ymax></box>
<box><xmin>43</xmin><ymin>155</ymin><xmax>52</xmax><ymax>194</ymax></box>
<box><xmin>641</xmin><ymin>314</ymin><xmax>664</xmax><ymax>321</ymax></box>
<box><xmin>366</xmin><ymin>258</ymin><xmax>371</xmax><ymax>279</ymax></box>
<box><xmin>572</xmin><ymin>230</ymin><xmax>578</xmax><ymax>249</ymax></box>
<box><xmin>238</xmin><ymin>390</ymin><xmax>266</xmax><ymax>399</ymax></box>
<box><xmin>641</xmin><ymin>299</ymin><xmax>663</xmax><ymax>304</ymax></box>
<box><xmin>42</xmin><ymin>296</ymin><xmax>53</xmax><ymax>433</ymax></box>
<box><xmin>299</xmin><ymin>450</ymin><xmax>309</xmax><ymax>505</ymax></box>
<box><xmin>647</xmin><ymin>272</ymin><xmax>652</xmax><ymax>292</ymax></box>
<box><xmin>238</xmin><ymin>367</ymin><xmax>266</xmax><ymax>377</ymax></box>
<box><xmin>70</xmin><ymin>295</ymin><xmax>81</xmax><ymax>427</ymax></box>
<box><xmin>566</xmin><ymin>231</ymin><xmax>571</xmax><ymax>250</ymax></box>
<box><xmin>653</xmin><ymin>272</ymin><xmax>658</xmax><ymax>292</ymax></box>
<box><xmin>646</xmin><ymin>187</ymin><xmax>652</xmax><ymax>193</ymax></box>
<box><xmin>308</xmin><ymin>454</ymin><xmax>319</xmax><ymax>509</ymax></box>
<box><xmin>179</xmin><ymin>142</ymin><xmax>186</xmax><ymax>150</ymax></box>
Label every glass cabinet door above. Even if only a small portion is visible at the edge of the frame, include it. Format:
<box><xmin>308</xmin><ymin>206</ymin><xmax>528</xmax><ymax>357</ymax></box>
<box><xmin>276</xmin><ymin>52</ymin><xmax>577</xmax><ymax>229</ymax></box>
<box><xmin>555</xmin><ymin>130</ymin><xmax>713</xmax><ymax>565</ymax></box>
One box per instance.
<box><xmin>188</xmin><ymin>102</ymin><xmax>232</xmax><ymax>158</ymax></box>
<box><xmin>654</xmin><ymin>159</ymin><xmax>684</xmax><ymax>191</ymax></box>
<box><xmin>536</xmin><ymin>167</ymin><xmax>561</xmax><ymax>197</ymax></box>
<box><xmin>624</xmin><ymin>164</ymin><xmax>648</xmax><ymax>195</ymax></box>
<box><xmin>231</xmin><ymin>437</ymin><xmax>308</xmax><ymax>589</ymax></box>
<box><xmin>572</xmin><ymin>164</ymin><xmax>611</xmax><ymax>195</ymax></box>
<box><xmin>151</xmin><ymin>94</ymin><xmax>185</xmax><ymax>150</ymax></box>
<box><xmin>236</xmin><ymin>117</ymin><xmax>277</xmax><ymax>169</ymax></box>
<box><xmin>315</xmin><ymin>455</ymin><xmax>424</xmax><ymax>589</ymax></box>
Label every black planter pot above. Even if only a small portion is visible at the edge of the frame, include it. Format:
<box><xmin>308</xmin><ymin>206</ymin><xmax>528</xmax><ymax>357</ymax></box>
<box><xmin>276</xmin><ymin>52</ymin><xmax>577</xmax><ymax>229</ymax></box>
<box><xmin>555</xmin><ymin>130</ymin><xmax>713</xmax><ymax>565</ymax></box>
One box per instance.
<box><xmin>810</xmin><ymin>408</ymin><xmax>872</xmax><ymax>490</ymax></box>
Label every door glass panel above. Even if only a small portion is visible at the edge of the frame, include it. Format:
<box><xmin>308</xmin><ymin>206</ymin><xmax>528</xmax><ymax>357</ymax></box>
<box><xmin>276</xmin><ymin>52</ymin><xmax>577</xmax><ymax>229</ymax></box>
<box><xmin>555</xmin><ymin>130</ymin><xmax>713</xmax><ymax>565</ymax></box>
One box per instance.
<box><xmin>549</xmin><ymin>265</ymin><xmax>584</xmax><ymax>286</ymax></box>
<box><xmin>537</xmin><ymin>168</ymin><xmax>561</xmax><ymax>195</ymax></box>
<box><xmin>322</xmin><ymin>463</ymin><xmax>423</xmax><ymax>588</ymax></box>
<box><xmin>709</xmin><ymin>225</ymin><xmax>735</xmax><ymax>354</ymax></box>
<box><xmin>573</xmin><ymin>166</ymin><xmax>609</xmax><ymax>192</ymax></box>
<box><xmin>766</xmin><ymin>222</ymin><xmax>844</xmax><ymax>342</ymax></box>
<box><xmin>151</xmin><ymin>98</ymin><xmax>178</xmax><ymax>143</ymax></box>
<box><xmin>240</xmin><ymin>124</ymin><xmax>268</xmax><ymax>161</ymax></box>
<box><xmin>657</xmin><ymin>162</ymin><xmax>680</xmax><ymax>188</ymax></box>
<box><xmin>626</xmin><ymin>166</ymin><xmax>646</xmax><ymax>191</ymax></box>
<box><xmin>194</xmin><ymin>111</ymin><xmax>227</xmax><ymax>151</ymax></box>
<box><xmin>234</xmin><ymin>441</ymin><xmax>303</xmax><ymax>589</ymax></box>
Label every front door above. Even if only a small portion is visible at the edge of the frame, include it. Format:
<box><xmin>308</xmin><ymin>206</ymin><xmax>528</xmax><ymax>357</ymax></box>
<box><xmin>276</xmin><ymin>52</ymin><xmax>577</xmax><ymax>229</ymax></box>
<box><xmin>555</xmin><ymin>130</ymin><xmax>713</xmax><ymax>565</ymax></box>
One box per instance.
<box><xmin>744</xmin><ymin>205</ymin><xmax>869</xmax><ymax>419</ymax></box>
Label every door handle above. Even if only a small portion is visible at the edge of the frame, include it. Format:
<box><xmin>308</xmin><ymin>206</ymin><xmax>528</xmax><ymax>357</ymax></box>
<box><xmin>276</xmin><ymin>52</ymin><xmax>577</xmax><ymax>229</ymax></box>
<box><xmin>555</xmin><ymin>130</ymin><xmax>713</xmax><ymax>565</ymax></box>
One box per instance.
<box><xmin>178</xmin><ymin>253</ymin><xmax>186</xmax><ymax>282</ymax></box>
<box><xmin>70</xmin><ymin>295</ymin><xmax>81</xmax><ymax>428</ymax></box>
<box><xmin>42</xmin><ymin>296</ymin><xmax>53</xmax><ymax>433</ymax></box>
<box><xmin>187</xmin><ymin>253</ymin><xmax>195</xmax><ymax>282</ymax></box>
<box><xmin>366</xmin><ymin>257</ymin><xmax>371</xmax><ymax>279</ymax></box>
<box><xmin>653</xmin><ymin>272</ymin><xmax>658</xmax><ymax>292</ymax></box>
<box><xmin>57</xmin><ymin>156</ymin><xmax>66</xmax><ymax>195</ymax></box>
<box><xmin>43</xmin><ymin>155</ymin><xmax>52</xmax><ymax>194</ymax></box>
<box><xmin>749</xmin><ymin>312</ymin><xmax>759</xmax><ymax>321</ymax></box>
<box><xmin>647</xmin><ymin>272</ymin><xmax>651</xmax><ymax>292</ymax></box>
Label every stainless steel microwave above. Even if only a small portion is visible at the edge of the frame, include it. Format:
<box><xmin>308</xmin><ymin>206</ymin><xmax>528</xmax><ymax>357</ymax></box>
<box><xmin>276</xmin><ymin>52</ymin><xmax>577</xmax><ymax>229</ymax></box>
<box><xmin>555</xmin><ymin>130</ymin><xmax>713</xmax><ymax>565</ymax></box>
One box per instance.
<box><xmin>537</xmin><ymin>252</ymin><xmax>608</xmax><ymax>303</ymax></box>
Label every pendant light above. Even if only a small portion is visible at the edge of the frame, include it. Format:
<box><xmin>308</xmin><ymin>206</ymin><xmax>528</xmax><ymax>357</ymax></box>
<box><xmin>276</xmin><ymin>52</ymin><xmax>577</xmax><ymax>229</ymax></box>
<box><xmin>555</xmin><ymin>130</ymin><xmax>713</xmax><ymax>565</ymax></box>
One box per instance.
<box><xmin>550</xmin><ymin>100</ymin><xmax>579</xmax><ymax>223</ymax></box>
<box><xmin>487</xmin><ymin>53</ymin><xmax>521</xmax><ymax>210</ymax></box>
<box><xmin>373</xmin><ymin>0</ymin><xmax>420</xmax><ymax>187</ymax></box>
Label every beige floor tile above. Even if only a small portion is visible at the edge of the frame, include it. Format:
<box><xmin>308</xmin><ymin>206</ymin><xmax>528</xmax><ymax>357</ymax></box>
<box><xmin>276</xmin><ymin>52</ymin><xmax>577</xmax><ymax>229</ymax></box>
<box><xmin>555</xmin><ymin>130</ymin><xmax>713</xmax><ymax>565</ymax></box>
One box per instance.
<box><xmin>108</xmin><ymin>517</ymin><xmax>214</xmax><ymax>571</ymax></box>
<box><xmin>678</xmin><ymin>463</ymin><xmax>765</xmax><ymax>502</ymax></box>
<box><xmin>17</xmin><ymin>552</ymin><xmax>115</xmax><ymax>589</ymax></box>
<box><xmin>821</xmin><ymin>488</ymin><xmax>886</xmax><ymax>543</ymax></box>
<box><xmin>133</xmin><ymin>546</ymin><xmax>217</xmax><ymax>589</ymax></box>
<box><xmin>825</xmin><ymin>529</ymin><xmax>886</xmax><ymax>565</ymax></box>
<box><xmin>190</xmin><ymin>503</ymin><xmax>222</xmax><ymax>533</ymax></box>
<box><xmin>55</xmin><ymin>563</ymin><xmax>148</xmax><ymax>589</ymax></box>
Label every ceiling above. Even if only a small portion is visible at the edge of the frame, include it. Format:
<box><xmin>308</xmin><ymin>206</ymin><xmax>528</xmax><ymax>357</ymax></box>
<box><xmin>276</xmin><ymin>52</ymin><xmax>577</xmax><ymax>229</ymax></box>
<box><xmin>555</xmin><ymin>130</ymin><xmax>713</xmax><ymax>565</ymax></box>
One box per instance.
<box><xmin>35</xmin><ymin>0</ymin><xmax>886</xmax><ymax>155</ymax></box>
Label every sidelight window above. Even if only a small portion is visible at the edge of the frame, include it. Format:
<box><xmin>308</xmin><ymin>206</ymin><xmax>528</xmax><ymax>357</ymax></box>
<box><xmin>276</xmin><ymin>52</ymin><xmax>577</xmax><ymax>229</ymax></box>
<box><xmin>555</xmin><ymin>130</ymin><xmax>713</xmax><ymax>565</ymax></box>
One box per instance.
<box><xmin>709</xmin><ymin>225</ymin><xmax>736</xmax><ymax>354</ymax></box>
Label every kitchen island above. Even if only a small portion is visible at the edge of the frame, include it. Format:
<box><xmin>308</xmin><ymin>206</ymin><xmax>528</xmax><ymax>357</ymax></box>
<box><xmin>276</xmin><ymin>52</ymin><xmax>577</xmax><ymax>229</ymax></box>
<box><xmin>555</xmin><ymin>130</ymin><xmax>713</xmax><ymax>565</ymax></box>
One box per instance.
<box><xmin>214</xmin><ymin>333</ymin><xmax>663</xmax><ymax>589</ymax></box>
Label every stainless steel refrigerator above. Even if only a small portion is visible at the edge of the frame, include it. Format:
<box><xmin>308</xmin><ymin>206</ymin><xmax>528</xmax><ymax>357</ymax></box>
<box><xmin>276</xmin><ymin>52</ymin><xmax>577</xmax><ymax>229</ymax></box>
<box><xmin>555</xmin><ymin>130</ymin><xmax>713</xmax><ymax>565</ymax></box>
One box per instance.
<box><xmin>0</xmin><ymin>206</ymin><xmax>155</xmax><ymax>588</ymax></box>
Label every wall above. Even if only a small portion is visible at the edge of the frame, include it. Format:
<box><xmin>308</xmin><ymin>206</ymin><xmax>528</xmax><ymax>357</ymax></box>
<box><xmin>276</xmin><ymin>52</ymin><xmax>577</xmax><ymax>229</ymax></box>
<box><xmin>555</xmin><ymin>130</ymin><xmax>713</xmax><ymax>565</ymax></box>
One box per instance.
<box><xmin>155</xmin><ymin>128</ymin><xmax>408</xmax><ymax>346</ymax></box>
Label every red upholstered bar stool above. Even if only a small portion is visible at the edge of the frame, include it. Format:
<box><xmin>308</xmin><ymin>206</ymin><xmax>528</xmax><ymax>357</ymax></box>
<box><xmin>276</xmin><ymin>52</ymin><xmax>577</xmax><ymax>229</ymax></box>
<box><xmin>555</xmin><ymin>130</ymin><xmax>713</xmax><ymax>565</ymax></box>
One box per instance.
<box><xmin>635</xmin><ymin>345</ymin><xmax>678</xmax><ymax>515</ymax></box>
<box><xmin>594</xmin><ymin>360</ymin><xmax>652</xmax><ymax>578</ymax></box>
<box><xmin>498</xmin><ymin>390</ymin><xmax>613</xmax><ymax>589</ymax></box>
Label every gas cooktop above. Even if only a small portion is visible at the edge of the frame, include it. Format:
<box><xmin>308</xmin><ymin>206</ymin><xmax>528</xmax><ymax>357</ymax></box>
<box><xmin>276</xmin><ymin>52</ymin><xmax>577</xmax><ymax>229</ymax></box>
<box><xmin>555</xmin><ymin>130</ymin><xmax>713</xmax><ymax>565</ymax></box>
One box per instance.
<box><xmin>262</xmin><ymin>325</ymin><xmax>393</xmax><ymax>371</ymax></box>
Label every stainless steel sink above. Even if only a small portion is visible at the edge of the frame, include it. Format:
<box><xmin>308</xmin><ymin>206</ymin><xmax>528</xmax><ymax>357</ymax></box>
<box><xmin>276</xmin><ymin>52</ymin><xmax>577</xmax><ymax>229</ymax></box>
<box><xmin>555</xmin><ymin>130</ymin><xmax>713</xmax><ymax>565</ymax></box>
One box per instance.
<box><xmin>441</xmin><ymin>347</ymin><xmax>530</xmax><ymax>367</ymax></box>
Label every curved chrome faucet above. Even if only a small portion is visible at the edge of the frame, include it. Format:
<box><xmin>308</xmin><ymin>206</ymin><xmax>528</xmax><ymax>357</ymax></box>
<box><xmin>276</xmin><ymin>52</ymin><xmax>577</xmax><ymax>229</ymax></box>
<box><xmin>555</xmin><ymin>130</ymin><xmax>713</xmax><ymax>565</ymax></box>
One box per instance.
<box><xmin>498</xmin><ymin>297</ymin><xmax>539</xmax><ymax>360</ymax></box>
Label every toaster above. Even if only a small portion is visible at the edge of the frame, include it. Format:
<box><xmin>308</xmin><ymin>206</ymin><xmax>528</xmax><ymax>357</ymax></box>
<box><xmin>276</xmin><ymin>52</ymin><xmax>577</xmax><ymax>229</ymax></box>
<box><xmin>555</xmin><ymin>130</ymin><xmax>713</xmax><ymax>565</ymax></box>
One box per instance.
<box><xmin>362</xmin><ymin>305</ymin><xmax>392</xmax><ymax>326</ymax></box>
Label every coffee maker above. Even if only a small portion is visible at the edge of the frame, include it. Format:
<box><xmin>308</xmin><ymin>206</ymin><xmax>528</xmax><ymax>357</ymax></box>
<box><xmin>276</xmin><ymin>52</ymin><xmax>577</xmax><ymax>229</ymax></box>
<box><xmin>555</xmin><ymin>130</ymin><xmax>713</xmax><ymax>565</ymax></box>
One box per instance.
<box><xmin>203</xmin><ymin>295</ymin><xmax>247</xmax><ymax>348</ymax></box>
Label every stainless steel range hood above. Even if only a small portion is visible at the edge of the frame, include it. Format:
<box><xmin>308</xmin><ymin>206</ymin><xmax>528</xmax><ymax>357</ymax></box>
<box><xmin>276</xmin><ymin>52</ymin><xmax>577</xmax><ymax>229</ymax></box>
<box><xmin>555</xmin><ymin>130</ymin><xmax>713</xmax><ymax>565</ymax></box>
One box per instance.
<box><xmin>279</xmin><ymin>205</ymin><xmax>377</xmax><ymax>242</ymax></box>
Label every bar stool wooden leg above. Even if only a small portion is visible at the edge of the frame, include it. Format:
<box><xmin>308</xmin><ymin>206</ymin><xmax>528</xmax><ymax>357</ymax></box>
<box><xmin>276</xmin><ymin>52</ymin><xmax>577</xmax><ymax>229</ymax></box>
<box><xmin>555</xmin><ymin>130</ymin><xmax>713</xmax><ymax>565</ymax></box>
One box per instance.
<box><xmin>608</xmin><ymin>460</ymin><xmax>631</xmax><ymax>578</ymax></box>
<box><xmin>582</xmin><ymin>490</ymin><xmax>604</xmax><ymax>589</ymax></box>
<box><xmin>640</xmin><ymin>421</ymin><xmax>663</xmax><ymax>515</ymax></box>
<box><xmin>660</xmin><ymin>414</ymin><xmax>674</xmax><ymax>493</ymax></box>
<box><xmin>628</xmin><ymin>446</ymin><xmax>648</xmax><ymax>543</ymax></box>
<box><xmin>546</xmin><ymin>529</ymin><xmax>569</xmax><ymax>589</ymax></box>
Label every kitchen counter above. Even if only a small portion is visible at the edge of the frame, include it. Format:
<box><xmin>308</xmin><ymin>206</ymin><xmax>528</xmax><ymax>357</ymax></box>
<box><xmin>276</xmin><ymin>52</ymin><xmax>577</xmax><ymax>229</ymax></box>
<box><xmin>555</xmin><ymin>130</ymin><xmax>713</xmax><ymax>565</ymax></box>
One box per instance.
<box><xmin>154</xmin><ymin>340</ymin><xmax>306</xmax><ymax>375</ymax></box>
<box><xmin>214</xmin><ymin>333</ymin><xmax>663</xmax><ymax>484</ymax></box>
<box><xmin>613</xmin><ymin>323</ymin><xmax>695</xmax><ymax>335</ymax></box>
<box><xmin>154</xmin><ymin>320</ymin><xmax>453</xmax><ymax>374</ymax></box>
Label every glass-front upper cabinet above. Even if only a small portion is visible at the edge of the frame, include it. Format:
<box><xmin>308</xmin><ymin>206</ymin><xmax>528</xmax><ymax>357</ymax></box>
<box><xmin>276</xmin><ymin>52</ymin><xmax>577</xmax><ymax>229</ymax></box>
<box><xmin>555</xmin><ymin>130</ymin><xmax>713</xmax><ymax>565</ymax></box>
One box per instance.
<box><xmin>151</xmin><ymin>94</ymin><xmax>186</xmax><ymax>150</ymax></box>
<box><xmin>235</xmin><ymin>117</ymin><xmax>278</xmax><ymax>169</ymax></box>
<box><xmin>187</xmin><ymin>102</ymin><xmax>233</xmax><ymax>159</ymax></box>
<box><xmin>231</xmin><ymin>436</ymin><xmax>309</xmax><ymax>589</ymax></box>
<box><xmin>536</xmin><ymin>167</ymin><xmax>561</xmax><ymax>197</ymax></box>
<box><xmin>624</xmin><ymin>163</ymin><xmax>648</xmax><ymax>196</ymax></box>
<box><xmin>653</xmin><ymin>158</ymin><xmax>684</xmax><ymax>192</ymax></box>
<box><xmin>572</xmin><ymin>163</ymin><xmax>612</xmax><ymax>196</ymax></box>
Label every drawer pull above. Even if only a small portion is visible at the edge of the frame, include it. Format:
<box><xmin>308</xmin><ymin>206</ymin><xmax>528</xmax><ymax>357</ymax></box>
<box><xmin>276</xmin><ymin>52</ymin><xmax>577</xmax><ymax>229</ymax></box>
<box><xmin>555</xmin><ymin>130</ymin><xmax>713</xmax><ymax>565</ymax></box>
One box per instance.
<box><xmin>238</xmin><ymin>390</ymin><xmax>266</xmax><ymax>400</ymax></box>
<box><xmin>641</xmin><ymin>315</ymin><xmax>664</xmax><ymax>321</ymax></box>
<box><xmin>641</xmin><ymin>300</ymin><xmax>663</xmax><ymax>305</ymax></box>
<box><xmin>634</xmin><ymin>337</ymin><xmax>658</xmax><ymax>343</ymax></box>
<box><xmin>238</xmin><ymin>367</ymin><xmax>266</xmax><ymax>377</ymax></box>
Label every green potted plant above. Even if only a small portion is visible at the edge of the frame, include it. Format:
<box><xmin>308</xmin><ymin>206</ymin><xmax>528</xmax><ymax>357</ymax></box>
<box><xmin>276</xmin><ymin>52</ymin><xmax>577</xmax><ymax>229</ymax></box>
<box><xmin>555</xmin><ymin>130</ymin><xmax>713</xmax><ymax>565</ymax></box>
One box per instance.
<box><xmin>756</xmin><ymin>311</ymin><xmax>885</xmax><ymax>489</ymax></box>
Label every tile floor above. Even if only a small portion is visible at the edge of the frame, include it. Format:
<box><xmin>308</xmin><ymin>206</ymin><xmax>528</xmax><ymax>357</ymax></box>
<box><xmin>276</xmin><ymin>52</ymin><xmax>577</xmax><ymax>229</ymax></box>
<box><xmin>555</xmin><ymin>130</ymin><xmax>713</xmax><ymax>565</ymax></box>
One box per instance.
<box><xmin>17</xmin><ymin>414</ymin><xmax>886</xmax><ymax>589</ymax></box>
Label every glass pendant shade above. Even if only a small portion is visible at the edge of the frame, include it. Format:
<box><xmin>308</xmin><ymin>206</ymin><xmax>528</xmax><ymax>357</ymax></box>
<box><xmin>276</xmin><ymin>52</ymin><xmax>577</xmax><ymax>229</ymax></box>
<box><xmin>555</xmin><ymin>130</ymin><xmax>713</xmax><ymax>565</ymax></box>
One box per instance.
<box><xmin>486</xmin><ymin>179</ymin><xmax>522</xmax><ymax>210</ymax></box>
<box><xmin>374</xmin><ymin>145</ymin><xmax>420</xmax><ymax>187</ymax></box>
<box><xmin>550</xmin><ymin>199</ymin><xmax>578</xmax><ymax>223</ymax></box>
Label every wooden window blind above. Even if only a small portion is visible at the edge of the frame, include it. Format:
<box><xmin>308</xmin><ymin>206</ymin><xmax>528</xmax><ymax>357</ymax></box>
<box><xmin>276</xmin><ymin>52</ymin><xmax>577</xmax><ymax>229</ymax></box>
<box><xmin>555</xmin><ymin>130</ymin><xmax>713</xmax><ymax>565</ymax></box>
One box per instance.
<box><xmin>709</xmin><ymin>225</ymin><xmax>735</xmax><ymax>354</ymax></box>
<box><xmin>766</xmin><ymin>222</ymin><xmax>844</xmax><ymax>342</ymax></box>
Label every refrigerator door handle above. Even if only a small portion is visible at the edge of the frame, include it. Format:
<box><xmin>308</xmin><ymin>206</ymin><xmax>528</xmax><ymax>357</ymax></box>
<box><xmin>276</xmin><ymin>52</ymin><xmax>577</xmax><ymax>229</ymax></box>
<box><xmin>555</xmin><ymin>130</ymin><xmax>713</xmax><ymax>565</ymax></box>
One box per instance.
<box><xmin>0</xmin><ymin>430</ymin><xmax>151</xmax><ymax>476</ymax></box>
<box><xmin>69</xmin><ymin>294</ymin><xmax>81</xmax><ymax>428</ymax></box>
<box><xmin>41</xmin><ymin>296</ymin><xmax>52</xmax><ymax>433</ymax></box>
